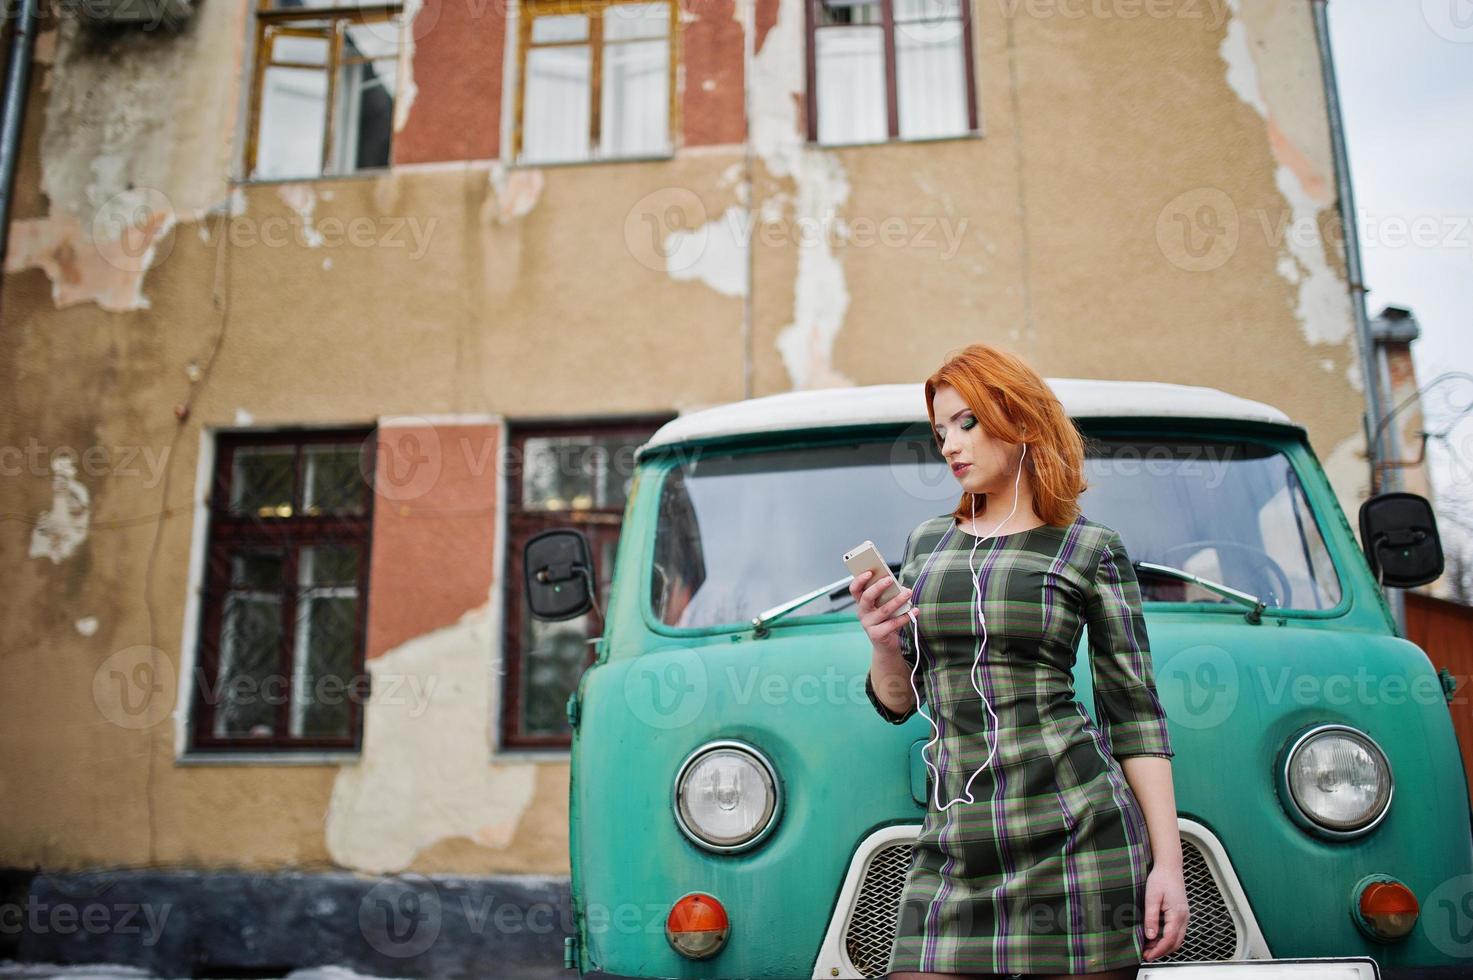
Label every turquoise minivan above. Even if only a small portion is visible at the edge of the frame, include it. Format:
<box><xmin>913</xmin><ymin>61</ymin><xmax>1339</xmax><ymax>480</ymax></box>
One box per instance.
<box><xmin>523</xmin><ymin>380</ymin><xmax>1469</xmax><ymax>979</ymax></box>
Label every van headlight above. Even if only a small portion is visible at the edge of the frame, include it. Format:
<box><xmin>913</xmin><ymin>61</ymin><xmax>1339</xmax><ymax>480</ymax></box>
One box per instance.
<box><xmin>1280</xmin><ymin>724</ymin><xmax>1393</xmax><ymax>838</ymax></box>
<box><xmin>673</xmin><ymin>741</ymin><xmax>781</xmax><ymax>853</ymax></box>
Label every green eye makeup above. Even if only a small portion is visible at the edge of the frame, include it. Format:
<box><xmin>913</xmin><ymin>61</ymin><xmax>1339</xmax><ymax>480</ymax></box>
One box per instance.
<box><xmin>936</xmin><ymin>415</ymin><xmax>977</xmax><ymax>439</ymax></box>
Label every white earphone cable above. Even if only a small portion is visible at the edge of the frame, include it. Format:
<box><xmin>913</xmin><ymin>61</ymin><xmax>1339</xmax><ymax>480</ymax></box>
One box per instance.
<box><xmin>904</xmin><ymin>442</ymin><xmax>1029</xmax><ymax>811</ymax></box>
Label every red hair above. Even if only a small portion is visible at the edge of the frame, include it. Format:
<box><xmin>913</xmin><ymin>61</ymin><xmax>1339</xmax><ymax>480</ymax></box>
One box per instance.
<box><xmin>924</xmin><ymin>343</ymin><xmax>1088</xmax><ymax>528</ymax></box>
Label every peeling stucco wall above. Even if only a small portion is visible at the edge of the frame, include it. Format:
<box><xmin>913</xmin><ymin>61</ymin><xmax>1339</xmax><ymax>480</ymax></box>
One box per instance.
<box><xmin>486</xmin><ymin>164</ymin><xmax>544</xmax><ymax>223</ymax></box>
<box><xmin>392</xmin><ymin>0</ymin><xmax>424</xmax><ymax>135</ymax></box>
<box><xmin>325</xmin><ymin>601</ymin><xmax>536</xmax><ymax>873</ymax></box>
<box><xmin>653</xmin><ymin>0</ymin><xmax>859</xmax><ymax>389</ymax></box>
<box><xmin>311</xmin><ymin>418</ymin><xmax>572</xmax><ymax>874</ymax></box>
<box><xmin>665</xmin><ymin>204</ymin><xmax>748</xmax><ymax>297</ymax></box>
<box><xmin>28</xmin><ymin>454</ymin><xmax>89</xmax><ymax>563</ymax></box>
<box><xmin>747</xmin><ymin>0</ymin><xmax>855</xmax><ymax>390</ymax></box>
<box><xmin>1322</xmin><ymin>431</ymin><xmax>1370</xmax><ymax>548</ymax></box>
<box><xmin>276</xmin><ymin>185</ymin><xmax>325</xmax><ymax>248</ymax></box>
<box><xmin>6</xmin><ymin>4</ymin><xmax>248</xmax><ymax>311</ymax></box>
<box><xmin>389</xmin><ymin>0</ymin><xmax>507</xmax><ymax>163</ymax></box>
<box><xmin>1219</xmin><ymin>0</ymin><xmax>1356</xmax><ymax>369</ymax></box>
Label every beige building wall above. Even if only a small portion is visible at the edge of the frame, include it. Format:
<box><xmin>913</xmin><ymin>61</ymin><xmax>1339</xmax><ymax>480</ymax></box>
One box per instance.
<box><xmin>1</xmin><ymin>0</ymin><xmax>1380</xmax><ymax>876</ymax></box>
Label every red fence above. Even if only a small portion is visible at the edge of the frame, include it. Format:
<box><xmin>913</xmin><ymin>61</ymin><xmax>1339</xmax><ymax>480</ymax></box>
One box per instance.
<box><xmin>1405</xmin><ymin>591</ymin><xmax>1473</xmax><ymax>809</ymax></box>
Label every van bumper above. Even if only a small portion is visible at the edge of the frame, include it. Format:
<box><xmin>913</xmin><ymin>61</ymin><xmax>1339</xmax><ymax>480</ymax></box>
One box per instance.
<box><xmin>587</xmin><ymin>962</ymin><xmax>1471</xmax><ymax>980</ymax></box>
<box><xmin>1138</xmin><ymin>958</ymin><xmax>1456</xmax><ymax>979</ymax></box>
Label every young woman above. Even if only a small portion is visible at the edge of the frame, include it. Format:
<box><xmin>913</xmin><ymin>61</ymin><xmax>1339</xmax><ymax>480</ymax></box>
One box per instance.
<box><xmin>850</xmin><ymin>344</ymin><xmax>1189</xmax><ymax>979</ymax></box>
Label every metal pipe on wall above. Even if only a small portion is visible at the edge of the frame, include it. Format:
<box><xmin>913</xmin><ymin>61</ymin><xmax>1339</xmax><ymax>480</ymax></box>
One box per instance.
<box><xmin>740</xmin><ymin>0</ymin><xmax>755</xmax><ymax>401</ymax></box>
<box><xmin>0</xmin><ymin>0</ymin><xmax>40</xmax><ymax>306</ymax></box>
<box><xmin>1309</xmin><ymin>0</ymin><xmax>1404</xmax><ymax>633</ymax></box>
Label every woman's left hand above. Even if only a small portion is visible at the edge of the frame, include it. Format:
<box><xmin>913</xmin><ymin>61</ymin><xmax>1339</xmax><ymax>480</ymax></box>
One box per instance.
<box><xmin>1140</xmin><ymin>862</ymin><xmax>1189</xmax><ymax>961</ymax></box>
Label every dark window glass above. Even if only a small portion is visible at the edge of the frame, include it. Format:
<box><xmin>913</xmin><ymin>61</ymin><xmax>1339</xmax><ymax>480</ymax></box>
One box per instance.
<box><xmin>192</xmin><ymin>429</ymin><xmax>374</xmax><ymax>752</ymax></box>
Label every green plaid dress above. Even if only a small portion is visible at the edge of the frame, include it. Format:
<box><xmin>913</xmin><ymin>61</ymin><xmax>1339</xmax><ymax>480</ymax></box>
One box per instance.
<box><xmin>863</xmin><ymin>512</ymin><xmax>1174</xmax><ymax>975</ymax></box>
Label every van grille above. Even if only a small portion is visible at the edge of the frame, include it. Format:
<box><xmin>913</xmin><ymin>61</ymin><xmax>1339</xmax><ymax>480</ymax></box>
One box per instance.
<box><xmin>842</xmin><ymin>836</ymin><xmax>1239</xmax><ymax>977</ymax></box>
<box><xmin>843</xmin><ymin>840</ymin><xmax>914</xmax><ymax>976</ymax></box>
<box><xmin>1165</xmin><ymin>836</ymin><xmax>1240</xmax><ymax>961</ymax></box>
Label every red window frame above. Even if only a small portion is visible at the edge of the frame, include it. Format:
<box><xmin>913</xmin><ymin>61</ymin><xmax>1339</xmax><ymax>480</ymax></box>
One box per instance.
<box><xmin>189</xmin><ymin>427</ymin><xmax>376</xmax><ymax>753</ymax></box>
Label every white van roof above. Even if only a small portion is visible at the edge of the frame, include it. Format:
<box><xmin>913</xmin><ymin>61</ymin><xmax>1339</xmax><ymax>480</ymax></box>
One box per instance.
<box><xmin>637</xmin><ymin>379</ymin><xmax>1297</xmax><ymax>458</ymax></box>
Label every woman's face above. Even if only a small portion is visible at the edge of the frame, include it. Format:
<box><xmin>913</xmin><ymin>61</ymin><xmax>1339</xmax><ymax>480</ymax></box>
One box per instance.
<box><xmin>930</xmin><ymin>383</ymin><xmax>1027</xmax><ymax>498</ymax></box>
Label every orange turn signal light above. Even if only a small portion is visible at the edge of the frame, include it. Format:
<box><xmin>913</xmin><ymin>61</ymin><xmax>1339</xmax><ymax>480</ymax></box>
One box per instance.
<box><xmin>1355</xmin><ymin>878</ymin><xmax>1419</xmax><ymax>941</ymax></box>
<box><xmin>666</xmin><ymin>892</ymin><xmax>730</xmax><ymax>960</ymax></box>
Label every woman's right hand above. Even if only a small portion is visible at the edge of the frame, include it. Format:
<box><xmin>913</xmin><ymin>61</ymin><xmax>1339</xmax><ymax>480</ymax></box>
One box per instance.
<box><xmin>850</xmin><ymin>569</ymin><xmax>913</xmax><ymax>657</ymax></box>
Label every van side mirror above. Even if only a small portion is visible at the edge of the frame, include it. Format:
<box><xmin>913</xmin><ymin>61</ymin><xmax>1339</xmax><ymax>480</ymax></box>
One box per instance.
<box><xmin>524</xmin><ymin>528</ymin><xmax>596</xmax><ymax>621</ymax></box>
<box><xmin>1358</xmin><ymin>492</ymin><xmax>1444</xmax><ymax>588</ymax></box>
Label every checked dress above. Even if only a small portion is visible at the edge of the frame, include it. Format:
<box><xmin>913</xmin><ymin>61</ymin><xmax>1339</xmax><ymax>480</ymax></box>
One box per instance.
<box><xmin>863</xmin><ymin>512</ymin><xmax>1175</xmax><ymax>976</ymax></box>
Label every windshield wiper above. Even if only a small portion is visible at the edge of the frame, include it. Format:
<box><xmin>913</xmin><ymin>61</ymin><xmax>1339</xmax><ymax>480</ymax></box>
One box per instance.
<box><xmin>1134</xmin><ymin>561</ymin><xmax>1267</xmax><ymax>624</ymax></box>
<box><xmin>751</xmin><ymin>560</ymin><xmax>1268</xmax><ymax>635</ymax></box>
<box><xmin>749</xmin><ymin>563</ymin><xmax>899</xmax><ymax>638</ymax></box>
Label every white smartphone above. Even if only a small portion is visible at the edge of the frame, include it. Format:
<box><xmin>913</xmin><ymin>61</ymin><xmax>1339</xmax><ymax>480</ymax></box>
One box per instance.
<box><xmin>843</xmin><ymin>540</ymin><xmax>912</xmax><ymax>616</ymax></box>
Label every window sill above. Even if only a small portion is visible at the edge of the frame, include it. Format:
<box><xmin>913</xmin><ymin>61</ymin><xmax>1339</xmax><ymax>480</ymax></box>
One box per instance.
<box><xmin>228</xmin><ymin>166</ymin><xmax>394</xmax><ymax>187</ymax></box>
<box><xmin>492</xmin><ymin>748</ymin><xmax>572</xmax><ymax>764</ymax></box>
<box><xmin>177</xmin><ymin>749</ymin><xmax>572</xmax><ymax>766</ymax></box>
<box><xmin>511</xmin><ymin>150</ymin><xmax>676</xmax><ymax>170</ymax></box>
<box><xmin>176</xmin><ymin>751</ymin><xmax>361</xmax><ymax>766</ymax></box>
<box><xmin>813</xmin><ymin>130</ymin><xmax>983</xmax><ymax>150</ymax></box>
<box><xmin>230</xmin><ymin>151</ymin><xmax>682</xmax><ymax>185</ymax></box>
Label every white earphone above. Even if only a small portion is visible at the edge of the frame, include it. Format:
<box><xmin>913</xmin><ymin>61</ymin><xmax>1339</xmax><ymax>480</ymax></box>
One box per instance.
<box><xmin>904</xmin><ymin>441</ymin><xmax>1028</xmax><ymax>811</ymax></box>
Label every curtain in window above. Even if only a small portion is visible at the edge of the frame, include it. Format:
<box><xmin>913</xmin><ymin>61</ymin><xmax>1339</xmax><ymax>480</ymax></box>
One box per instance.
<box><xmin>524</xmin><ymin>47</ymin><xmax>591</xmax><ymax>162</ymax></box>
<box><xmin>601</xmin><ymin>39</ymin><xmax>668</xmax><ymax>156</ymax></box>
<box><xmin>895</xmin><ymin>19</ymin><xmax>967</xmax><ymax>139</ymax></box>
<box><xmin>257</xmin><ymin>35</ymin><xmax>330</xmax><ymax>180</ymax></box>
<box><xmin>815</xmin><ymin>27</ymin><xmax>887</xmax><ymax>145</ymax></box>
<box><xmin>334</xmin><ymin>23</ymin><xmax>399</xmax><ymax>171</ymax></box>
<box><xmin>601</xmin><ymin>2</ymin><xmax>669</xmax><ymax>157</ymax></box>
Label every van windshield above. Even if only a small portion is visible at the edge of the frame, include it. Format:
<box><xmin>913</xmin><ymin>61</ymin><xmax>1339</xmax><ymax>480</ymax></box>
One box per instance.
<box><xmin>649</xmin><ymin>435</ymin><xmax>1342</xmax><ymax>629</ymax></box>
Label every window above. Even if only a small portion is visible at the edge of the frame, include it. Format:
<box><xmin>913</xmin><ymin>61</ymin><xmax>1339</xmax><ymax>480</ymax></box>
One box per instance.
<box><xmin>651</xmin><ymin>440</ymin><xmax>947</xmax><ymax>629</ymax></box>
<box><xmin>1079</xmin><ymin>439</ymin><xmax>1344</xmax><ymax>611</ymax></box>
<box><xmin>806</xmin><ymin>0</ymin><xmax>976</xmax><ymax>145</ymax></box>
<box><xmin>190</xmin><ymin>429</ymin><xmax>376</xmax><ymax>752</ymax></box>
<box><xmin>515</xmin><ymin>0</ymin><xmax>676</xmax><ymax>164</ymax></box>
<box><xmin>647</xmin><ymin>434</ymin><xmax>1343</xmax><ymax>632</ymax></box>
<box><xmin>503</xmin><ymin>419</ymin><xmax>668</xmax><ymax>749</ymax></box>
<box><xmin>247</xmin><ymin>0</ymin><xmax>403</xmax><ymax>180</ymax></box>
